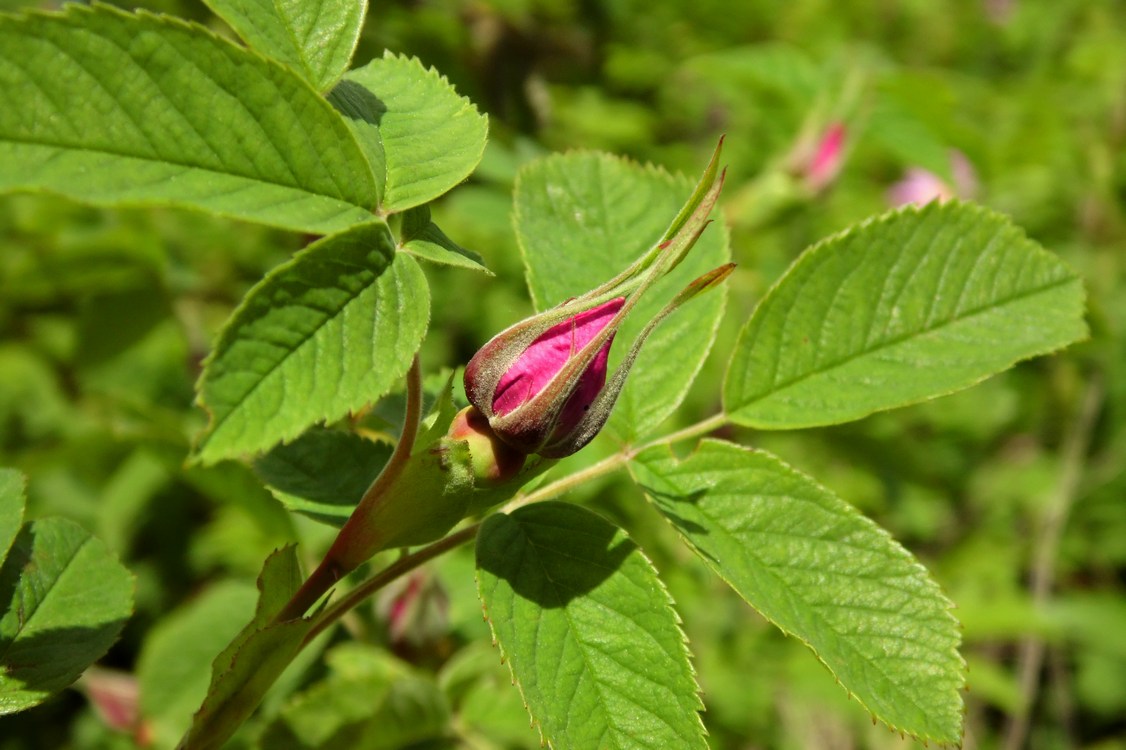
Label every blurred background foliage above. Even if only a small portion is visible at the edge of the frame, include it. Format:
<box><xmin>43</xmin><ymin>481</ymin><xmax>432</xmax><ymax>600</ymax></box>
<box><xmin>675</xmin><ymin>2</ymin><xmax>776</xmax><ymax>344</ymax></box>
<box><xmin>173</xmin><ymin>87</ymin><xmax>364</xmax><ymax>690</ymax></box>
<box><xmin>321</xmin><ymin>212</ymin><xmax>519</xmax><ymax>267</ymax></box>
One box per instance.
<box><xmin>1</xmin><ymin>0</ymin><xmax>1124</xmax><ymax>748</ymax></box>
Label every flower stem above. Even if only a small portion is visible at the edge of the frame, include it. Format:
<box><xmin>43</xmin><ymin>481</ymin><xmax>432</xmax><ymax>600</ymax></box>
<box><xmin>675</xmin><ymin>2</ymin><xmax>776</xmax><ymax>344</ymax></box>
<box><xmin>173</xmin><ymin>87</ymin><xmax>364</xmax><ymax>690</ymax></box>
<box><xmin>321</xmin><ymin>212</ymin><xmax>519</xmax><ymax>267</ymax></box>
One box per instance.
<box><xmin>304</xmin><ymin>524</ymin><xmax>482</xmax><ymax>645</ymax></box>
<box><xmin>274</xmin><ymin>354</ymin><xmax>424</xmax><ymax>623</ymax></box>
<box><xmin>504</xmin><ymin>412</ymin><xmax>729</xmax><ymax>512</ymax></box>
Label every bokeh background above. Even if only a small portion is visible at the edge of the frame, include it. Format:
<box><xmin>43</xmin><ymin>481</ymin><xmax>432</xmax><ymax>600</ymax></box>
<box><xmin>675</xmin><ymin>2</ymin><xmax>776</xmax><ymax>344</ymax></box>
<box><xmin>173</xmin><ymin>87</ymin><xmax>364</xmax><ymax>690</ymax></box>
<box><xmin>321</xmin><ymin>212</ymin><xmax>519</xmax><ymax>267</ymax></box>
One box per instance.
<box><xmin>1</xmin><ymin>1</ymin><xmax>1123</xmax><ymax>748</ymax></box>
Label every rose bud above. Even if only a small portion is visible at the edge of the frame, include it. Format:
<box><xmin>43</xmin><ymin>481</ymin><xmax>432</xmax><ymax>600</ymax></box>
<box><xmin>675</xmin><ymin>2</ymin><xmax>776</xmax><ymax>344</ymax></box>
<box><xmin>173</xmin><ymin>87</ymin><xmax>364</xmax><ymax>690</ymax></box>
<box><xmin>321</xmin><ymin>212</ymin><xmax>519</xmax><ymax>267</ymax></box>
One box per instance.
<box><xmin>464</xmin><ymin>143</ymin><xmax>734</xmax><ymax>458</ymax></box>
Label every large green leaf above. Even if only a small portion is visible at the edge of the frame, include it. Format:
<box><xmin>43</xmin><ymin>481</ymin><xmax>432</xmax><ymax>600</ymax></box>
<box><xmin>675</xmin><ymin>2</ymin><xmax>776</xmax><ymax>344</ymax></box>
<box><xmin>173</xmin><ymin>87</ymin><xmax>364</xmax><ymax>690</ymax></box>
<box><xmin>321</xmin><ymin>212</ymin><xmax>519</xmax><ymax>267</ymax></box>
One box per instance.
<box><xmin>204</xmin><ymin>0</ymin><xmax>365</xmax><ymax>92</ymax></box>
<box><xmin>329</xmin><ymin>52</ymin><xmax>488</xmax><ymax>212</ymax></box>
<box><xmin>514</xmin><ymin>153</ymin><xmax>730</xmax><ymax>441</ymax></box>
<box><xmin>0</xmin><ymin>517</ymin><xmax>134</xmax><ymax>715</ymax></box>
<box><xmin>194</xmin><ymin>222</ymin><xmax>429</xmax><ymax>464</ymax></box>
<box><xmin>724</xmin><ymin>201</ymin><xmax>1087</xmax><ymax>428</ymax></box>
<box><xmin>476</xmin><ymin>502</ymin><xmax>705</xmax><ymax>750</ymax></box>
<box><xmin>0</xmin><ymin>5</ymin><xmax>377</xmax><ymax>234</ymax></box>
<box><xmin>630</xmin><ymin>439</ymin><xmax>964</xmax><ymax>745</ymax></box>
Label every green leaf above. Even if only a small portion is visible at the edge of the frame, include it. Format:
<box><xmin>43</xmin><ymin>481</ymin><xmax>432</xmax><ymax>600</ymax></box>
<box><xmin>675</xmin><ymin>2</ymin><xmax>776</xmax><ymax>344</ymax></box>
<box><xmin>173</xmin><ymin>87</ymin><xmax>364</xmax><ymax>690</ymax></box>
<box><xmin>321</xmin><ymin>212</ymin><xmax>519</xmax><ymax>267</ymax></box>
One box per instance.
<box><xmin>399</xmin><ymin>204</ymin><xmax>491</xmax><ymax>273</ymax></box>
<box><xmin>329</xmin><ymin>52</ymin><xmax>488</xmax><ymax>212</ymax></box>
<box><xmin>0</xmin><ymin>518</ymin><xmax>134</xmax><ymax>715</ymax></box>
<box><xmin>180</xmin><ymin>546</ymin><xmax>315</xmax><ymax>750</ymax></box>
<box><xmin>724</xmin><ymin>201</ymin><xmax>1088</xmax><ymax>428</ymax></box>
<box><xmin>475</xmin><ymin>502</ymin><xmax>705</xmax><ymax>750</ymax></box>
<box><xmin>194</xmin><ymin>222</ymin><xmax>430</xmax><ymax>464</ymax></box>
<box><xmin>254</xmin><ymin>428</ymin><xmax>391</xmax><ymax>527</ymax></box>
<box><xmin>204</xmin><ymin>0</ymin><xmax>365</xmax><ymax>92</ymax></box>
<box><xmin>0</xmin><ymin>5</ymin><xmax>377</xmax><ymax>234</ymax></box>
<box><xmin>261</xmin><ymin>642</ymin><xmax>451</xmax><ymax>749</ymax></box>
<box><xmin>514</xmin><ymin>153</ymin><xmax>730</xmax><ymax>441</ymax></box>
<box><xmin>630</xmin><ymin>439</ymin><xmax>965</xmax><ymax>744</ymax></box>
<box><xmin>0</xmin><ymin>468</ymin><xmax>24</xmax><ymax>564</ymax></box>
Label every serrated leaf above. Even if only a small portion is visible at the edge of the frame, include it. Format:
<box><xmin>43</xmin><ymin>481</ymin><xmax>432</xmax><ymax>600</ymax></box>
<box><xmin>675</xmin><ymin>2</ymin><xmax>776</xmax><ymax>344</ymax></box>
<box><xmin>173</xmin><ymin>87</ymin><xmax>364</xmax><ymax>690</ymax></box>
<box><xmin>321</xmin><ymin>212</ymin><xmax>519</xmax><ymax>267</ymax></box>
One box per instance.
<box><xmin>514</xmin><ymin>153</ymin><xmax>730</xmax><ymax>441</ymax></box>
<box><xmin>180</xmin><ymin>546</ymin><xmax>315</xmax><ymax>750</ymax></box>
<box><xmin>399</xmin><ymin>204</ymin><xmax>491</xmax><ymax>273</ymax></box>
<box><xmin>0</xmin><ymin>518</ymin><xmax>134</xmax><ymax>715</ymax></box>
<box><xmin>724</xmin><ymin>201</ymin><xmax>1088</xmax><ymax>428</ymax></box>
<box><xmin>204</xmin><ymin>0</ymin><xmax>365</xmax><ymax>92</ymax></box>
<box><xmin>261</xmin><ymin>642</ymin><xmax>450</xmax><ymax>749</ymax></box>
<box><xmin>475</xmin><ymin>502</ymin><xmax>705</xmax><ymax>750</ymax></box>
<box><xmin>194</xmin><ymin>222</ymin><xmax>429</xmax><ymax>464</ymax></box>
<box><xmin>630</xmin><ymin>439</ymin><xmax>965</xmax><ymax>744</ymax></box>
<box><xmin>254</xmin><ymin>428</ymin><xmax>391</xmax><ymax>527</ymax></box>
<box><xmin>0</xmin><ymin>5</ymin><xmax>377</xmax><ymax>234</ymax></box>
<box><xmin>0</xmin><ymin>468</ymin><xmax>24</xmax><ymax>564</ymax></box>
<box><xmin>329</xmin><ymin>52</ymin><xmax>488</xmax><ymax>212</ymax></box>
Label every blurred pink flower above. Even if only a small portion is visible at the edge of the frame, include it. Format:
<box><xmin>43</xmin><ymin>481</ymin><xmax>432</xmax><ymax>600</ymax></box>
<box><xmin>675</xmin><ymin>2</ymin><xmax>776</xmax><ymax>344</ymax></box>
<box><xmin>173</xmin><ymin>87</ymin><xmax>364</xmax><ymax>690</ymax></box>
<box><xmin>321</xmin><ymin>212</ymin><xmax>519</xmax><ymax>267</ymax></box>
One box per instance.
<box><xmin>887</xmin><ymin>150</ymin><xmax>978</xmax><ymax>207</ymax></box>
<box><xmin>804</xmin><ymin>122</ymin><xmax>847</xmax><ymax>192</ymax></box>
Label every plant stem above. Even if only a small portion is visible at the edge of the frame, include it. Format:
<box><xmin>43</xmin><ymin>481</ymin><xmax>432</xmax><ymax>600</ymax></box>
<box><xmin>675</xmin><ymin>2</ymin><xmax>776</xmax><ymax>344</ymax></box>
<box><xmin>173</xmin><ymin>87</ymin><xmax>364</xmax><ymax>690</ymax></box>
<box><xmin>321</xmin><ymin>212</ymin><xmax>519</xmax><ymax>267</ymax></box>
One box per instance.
<box><xmin>296</xmin><ymin>411</ymin><xmax>730</xmax><ymax>634</ymax></box>
<box><xmin>275</xmin><ymin>355</ymin><xmax>424</xmax><ymax>623</ymax></box>
<box><xmin>1002</xmin><ymin>373</ymin><xmax>1103</xmax><ymax>750</ymax></box>
<box><xmin>304</xmin><ymin>523</ymin><xmax>482</xmax><ymax>645</ymax></box>
<box><xmin>504</xmin><ymin>412</ymin><xmax>729</xmax><ymax>512</ymax></box>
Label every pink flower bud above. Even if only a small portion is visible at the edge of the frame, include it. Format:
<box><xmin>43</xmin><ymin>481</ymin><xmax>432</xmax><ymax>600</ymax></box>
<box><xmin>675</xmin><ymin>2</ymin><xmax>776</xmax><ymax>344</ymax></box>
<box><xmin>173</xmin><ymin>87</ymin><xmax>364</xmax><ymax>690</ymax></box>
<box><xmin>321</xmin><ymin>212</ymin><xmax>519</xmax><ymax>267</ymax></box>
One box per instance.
<box><xmin>804</xmin><ymin>122</ymin><xmax>847</xmax><ymax>192</ymax></box>
<box><xmin>464</xmin><ymin>139</ymin><xmax>734</xmax><ymax>459</ymax></box>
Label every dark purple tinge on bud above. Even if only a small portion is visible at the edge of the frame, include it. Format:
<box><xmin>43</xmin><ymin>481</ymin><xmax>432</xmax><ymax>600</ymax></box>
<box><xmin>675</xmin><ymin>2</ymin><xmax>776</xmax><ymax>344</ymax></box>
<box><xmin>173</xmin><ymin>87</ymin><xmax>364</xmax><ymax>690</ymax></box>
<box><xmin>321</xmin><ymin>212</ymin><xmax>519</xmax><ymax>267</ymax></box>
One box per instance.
<box><xmin>491</xmin><ymin>297</ymin><xmax>624</xmax><ymax>440</ymax></box>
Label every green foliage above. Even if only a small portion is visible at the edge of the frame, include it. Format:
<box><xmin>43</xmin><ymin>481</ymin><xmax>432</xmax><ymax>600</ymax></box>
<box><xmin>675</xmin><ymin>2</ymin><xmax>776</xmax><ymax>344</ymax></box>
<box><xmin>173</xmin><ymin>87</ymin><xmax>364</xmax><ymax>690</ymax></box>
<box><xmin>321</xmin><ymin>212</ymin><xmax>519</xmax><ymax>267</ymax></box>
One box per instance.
<box><xmin>0</xmin><ymin>0</ymin><xmax>1117</xmax><ymax>748</ymax></box>
<box><xmin>477</xmin><ymin>502</ymin><xmax>706</xmax><ymax>749</ymax></box>
<box><xmin>261</xmin><ymin>642</ymin><xmax>450</xmax><ymax>748</ymax></box>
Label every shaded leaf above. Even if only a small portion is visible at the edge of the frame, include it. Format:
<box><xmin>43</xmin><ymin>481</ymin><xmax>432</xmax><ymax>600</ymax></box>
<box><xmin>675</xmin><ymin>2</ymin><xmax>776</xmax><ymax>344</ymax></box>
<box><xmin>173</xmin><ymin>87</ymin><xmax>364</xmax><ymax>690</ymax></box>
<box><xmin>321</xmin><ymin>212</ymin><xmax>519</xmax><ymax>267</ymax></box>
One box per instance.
<box><xmin>476</xmin><ymin>502</ymin><xmax>705</xmax><ymax>750</ymax></box>
<box><xmin>630</xmin><ymin>439</ymin><xmax>965</xmax><ymax>744</ymax></box>
<box><xmin>724</xmin><ymin>201</ymin><xmax>1087</xmax><ymax>428</ymax></box>
<box><xmin>255</xmin><ymin>428</ymin><xmax>391</xmax><ymax>527</ymax></box>
<box><xmin>399</xmin><ymin>204</ymin><xmax>490</xmax><ymax>273</ymax></box>
<box><xmin>0</xmin><ymin>518</ymin><xmax>134</xmax><ymax>715</ymax></box>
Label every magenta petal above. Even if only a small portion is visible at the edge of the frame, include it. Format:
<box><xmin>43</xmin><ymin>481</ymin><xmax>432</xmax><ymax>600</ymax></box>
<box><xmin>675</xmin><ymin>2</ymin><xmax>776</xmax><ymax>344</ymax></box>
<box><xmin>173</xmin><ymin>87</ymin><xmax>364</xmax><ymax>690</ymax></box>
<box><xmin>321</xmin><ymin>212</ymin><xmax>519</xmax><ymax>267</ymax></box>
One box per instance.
<box><xmin>492</xmin><ymin>297</ymin><xmax>625</xmax><ymax>417</ymax></box>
